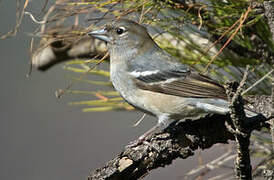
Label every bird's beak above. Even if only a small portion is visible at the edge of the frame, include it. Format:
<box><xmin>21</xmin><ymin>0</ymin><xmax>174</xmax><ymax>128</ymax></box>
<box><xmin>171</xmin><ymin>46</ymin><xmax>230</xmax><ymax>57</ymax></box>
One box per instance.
<box><xmin>88</xmin><ymin>28</ymin><xmax>110</xmax><ymax>43</ymax></box>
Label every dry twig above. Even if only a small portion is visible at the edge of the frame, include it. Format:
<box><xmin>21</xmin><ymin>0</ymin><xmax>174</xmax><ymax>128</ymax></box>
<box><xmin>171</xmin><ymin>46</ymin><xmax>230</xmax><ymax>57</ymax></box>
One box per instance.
<box><xmin>225</xmin><ymin>66</ymin><xmax>253</xmax><ymax>179</ymax></box>
<box><xmin>203</xmin><ymin>4</ymin><xmax>252</xmax><ymax>74</ymax></box>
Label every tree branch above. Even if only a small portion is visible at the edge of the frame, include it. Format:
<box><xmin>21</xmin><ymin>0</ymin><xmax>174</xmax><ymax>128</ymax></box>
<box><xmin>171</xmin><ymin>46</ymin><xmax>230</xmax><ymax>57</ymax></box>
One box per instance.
<box><xmin>87</xmin><ymin>113</ymin><xmax>269</xmax><ymax>180</ymax></box>
<box><xmin>31</xmin><ymin>26</ymin><xmax>107</xmax><ymax>71</ymax></box>
<box><xmin>225</xmin><ymin>66</ymin><xmax>252</xmax><ymax>179</ymax></box>
<box><xmin>263</xmin><ymin>0</ymin><xmax>274</xmax><ymax>150</ymax></box>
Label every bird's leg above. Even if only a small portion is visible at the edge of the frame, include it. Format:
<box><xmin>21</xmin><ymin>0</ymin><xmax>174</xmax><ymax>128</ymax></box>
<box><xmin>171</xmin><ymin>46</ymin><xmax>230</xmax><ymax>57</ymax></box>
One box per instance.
<box><xmin>138</xmin><ymin>123</ymin><xmax>162</xmax><ymax>141</ymax></box>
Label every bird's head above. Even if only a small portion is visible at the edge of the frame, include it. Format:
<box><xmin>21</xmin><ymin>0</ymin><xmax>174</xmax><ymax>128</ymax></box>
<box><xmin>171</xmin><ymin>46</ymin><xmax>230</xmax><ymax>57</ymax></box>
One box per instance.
<box><xmin>88</xmin><ymin>19</ymin><xmax>154</xmax><ymax>50</ymax></box>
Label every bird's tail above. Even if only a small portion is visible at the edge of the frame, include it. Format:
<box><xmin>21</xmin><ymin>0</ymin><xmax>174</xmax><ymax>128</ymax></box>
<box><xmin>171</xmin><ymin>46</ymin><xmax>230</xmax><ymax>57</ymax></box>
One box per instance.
<box><xmin>194</xmin><ymin>99</ymin><xmax>258</xmax><ymax>117</ymax></box>
<box><xmin>244</xmin><ymin>108</ymin><xmax>258</xmax><ymax>117</ymax></box>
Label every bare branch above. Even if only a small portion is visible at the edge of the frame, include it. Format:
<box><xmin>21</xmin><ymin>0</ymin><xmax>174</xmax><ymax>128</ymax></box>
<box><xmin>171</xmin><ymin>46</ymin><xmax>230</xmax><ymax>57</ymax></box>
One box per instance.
<box><xmin>31</xmin><ymin>26</ymin><xmax>107</xmax><ymax>71</ymax></box>
<box><xmin>0</xmin><ymin>0</ymin><xmax>29</xmax><ymax>39</ymax></box>
<box><xmin>224</xmin><ymin>66</ymin><xmax>256</xmax><ymax>179</ymax></box>
<box><xmin>263</xmin><ymin>1</ymin><xmax>274</xmax><ymax>150</ymax></box>
<box><xmin>87</xmin><ymin>112</ymin><xmax>269</xmax><ymax>180</ymax></box>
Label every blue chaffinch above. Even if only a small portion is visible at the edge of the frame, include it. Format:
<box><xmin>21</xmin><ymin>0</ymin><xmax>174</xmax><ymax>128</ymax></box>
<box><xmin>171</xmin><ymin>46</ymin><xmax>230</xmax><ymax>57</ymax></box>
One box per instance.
<box><xmin>88</xmin><ymin>19</ymin><xmax>256</xmax><ymax>145</ymax></box>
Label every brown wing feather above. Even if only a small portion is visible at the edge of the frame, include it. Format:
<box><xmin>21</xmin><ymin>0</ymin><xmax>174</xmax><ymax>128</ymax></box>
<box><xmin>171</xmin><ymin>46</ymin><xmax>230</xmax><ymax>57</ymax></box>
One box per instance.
<box><xmin>135</xmin><ymin>72</ymin><xmax>227</xmax><ymax>100</ymax></box>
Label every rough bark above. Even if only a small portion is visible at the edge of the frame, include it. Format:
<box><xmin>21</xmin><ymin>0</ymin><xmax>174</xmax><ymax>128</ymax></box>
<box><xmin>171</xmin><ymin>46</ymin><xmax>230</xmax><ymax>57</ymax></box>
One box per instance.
<box><xmin>264</xmin><ymin>1</ymin><xmax>274</xmax><ymax>40</ymax></box>
<box><xmin>263</xmin><ymin>1</ymin><xmax>274</xmax><ymax>150</ymax></box>
<box><xmin>23</xmin><ymin>1</ymin><xmax>273</xmax><ymax>179</ymax></box>
<box><xmin>87</xmin><ymin>67</ymin><xmax>273</xmax><ymax>180</ymax></box>
<box><xmin>225</xmin><ymin>67</ymin><xmax>252</xmax><ymax>179</ymax></box>
<box><xmin>87</xmin><ymin>113</ymin><xmax>270</xmax><ymax>180</ymax></box>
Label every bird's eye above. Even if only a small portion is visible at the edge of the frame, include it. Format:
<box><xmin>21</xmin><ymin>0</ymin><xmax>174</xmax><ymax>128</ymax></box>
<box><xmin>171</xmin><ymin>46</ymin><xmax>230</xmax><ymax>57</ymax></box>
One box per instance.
<box><xmin>116</xmin><ymin>27</ymin><xmax>125</xmax><ymax>35</ymax></box>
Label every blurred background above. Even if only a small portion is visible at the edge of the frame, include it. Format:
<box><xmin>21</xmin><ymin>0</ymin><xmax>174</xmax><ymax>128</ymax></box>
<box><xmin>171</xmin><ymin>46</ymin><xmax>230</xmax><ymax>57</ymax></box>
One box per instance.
<box><xmin>0</xmin><ymin>1</ymin><xmax>229</xmax><ymax>180</ymax></box>
<box><xmin>0</xmin><ymin>0</ymin><xmax>273</xmax><ymax>180</ymax></box>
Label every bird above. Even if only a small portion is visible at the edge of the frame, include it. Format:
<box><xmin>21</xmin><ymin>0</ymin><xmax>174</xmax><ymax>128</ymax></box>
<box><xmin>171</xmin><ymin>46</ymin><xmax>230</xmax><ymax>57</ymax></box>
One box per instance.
<box><xmin>88</xmin><ymin>19</ymin><xmax>256</xmax><ymax>145</ymax></box>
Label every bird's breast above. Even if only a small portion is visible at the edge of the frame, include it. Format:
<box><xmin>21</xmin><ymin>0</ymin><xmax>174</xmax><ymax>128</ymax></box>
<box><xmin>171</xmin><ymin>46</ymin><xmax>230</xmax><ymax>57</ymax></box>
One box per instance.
<box><xmin>110</xmin><ymin>61</ymin><xmax>154</xmax><ymax>114</ymax></box>
<box><xmin>110</xmin><ymin>61</ymin><xmax>136</xmax><ymax>98</ymax></box>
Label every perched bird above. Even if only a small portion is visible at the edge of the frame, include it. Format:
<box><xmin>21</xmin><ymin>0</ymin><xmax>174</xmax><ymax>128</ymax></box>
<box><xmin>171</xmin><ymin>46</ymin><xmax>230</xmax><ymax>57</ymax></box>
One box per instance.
<box><xmin>88</xmin><ymin>19</ymin><xmax>255</xmax><ymax>145</ymax></box>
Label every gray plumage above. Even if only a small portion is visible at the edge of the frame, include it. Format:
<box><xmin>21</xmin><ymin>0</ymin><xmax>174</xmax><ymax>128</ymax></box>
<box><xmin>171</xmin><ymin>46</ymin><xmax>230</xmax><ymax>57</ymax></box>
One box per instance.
<box><xmin>88</xmin><ymin>19</ymin><xmax>256</xmax><ymax>144</ymax></box>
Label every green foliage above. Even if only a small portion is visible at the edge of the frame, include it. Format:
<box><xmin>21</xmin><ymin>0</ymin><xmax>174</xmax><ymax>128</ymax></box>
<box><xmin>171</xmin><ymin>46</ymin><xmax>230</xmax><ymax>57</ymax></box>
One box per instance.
<box><xmin>63</xmin><ymin>60</ymin><xmax>133</xmax><ymax>112</ymax></box>
<box><xmin>26</xmin><ymin>0</ymin><xmax>273</xmax><ymax>175</ymax></box>
<box><xmin>46</xmin><ymin>0</ymin><xmax>273</xmax><ymax>111</ymax></box>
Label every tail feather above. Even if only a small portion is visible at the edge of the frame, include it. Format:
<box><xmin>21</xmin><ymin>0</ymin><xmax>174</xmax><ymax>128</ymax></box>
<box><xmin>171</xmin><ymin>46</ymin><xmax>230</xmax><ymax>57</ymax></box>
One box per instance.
<box><xmin>244</xmin><ymin>108</ymin><xmax>258</xmax><ymax>117</ymax></box>
<box><xmin>194</xmin><ymin>98</ymin><xmax>258</xmax><ymax>117</ymax></box>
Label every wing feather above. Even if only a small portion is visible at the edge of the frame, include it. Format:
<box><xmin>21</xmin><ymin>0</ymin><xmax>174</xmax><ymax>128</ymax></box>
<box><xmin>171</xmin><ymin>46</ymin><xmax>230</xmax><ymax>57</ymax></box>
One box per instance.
<box><xmin>129</xmin><ymin>48</ymin><xmax>226</xmax><ymax>100</ymax></box>
<box><xmin>134</xmin><ymin>71</ymin><xmax>227</xmax><ymax>100</ymax></box>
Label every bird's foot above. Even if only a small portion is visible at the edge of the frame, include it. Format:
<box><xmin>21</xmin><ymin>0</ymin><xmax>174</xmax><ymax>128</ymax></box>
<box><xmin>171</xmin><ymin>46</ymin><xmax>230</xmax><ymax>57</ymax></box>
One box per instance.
<box><xmin>126</xmin><ymin>123</ymin><xmax>163</xmax><ymax>148</ymax></box>
<box><xmin>126</xmin><ymin>137</ymin><xmax>147</xmax><ymax>148</ymax></box>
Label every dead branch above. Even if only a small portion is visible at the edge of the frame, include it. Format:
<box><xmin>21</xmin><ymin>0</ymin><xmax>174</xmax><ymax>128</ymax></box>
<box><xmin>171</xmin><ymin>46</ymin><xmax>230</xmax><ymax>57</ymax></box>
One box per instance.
<box><xmin>263</xmin><ymin>1</ymin><xmax>274</xmax><ymax>150</ymax></box>
<box><xmin>225</xmin><ymin>66</ymin><xmax>252</xmax><ymax>179</ymax></box>
<box><xmin>31</xmin><ymin>26</ymin><xmax>107</xmax><ymax>71</ymax></box>
<box><xmin>87</xmin><ymin>65</ymin><xmax>273</xmax><ymax>180</ymax></box>
<box><xmin>0</xmin><ymin>0</ymin><xmax>29</xmax><ymax>39</ymax></box>
<box><xmin>87</xmin><ymin>113</ymin><xmax>269</xmax><ymax>180</ymax></box>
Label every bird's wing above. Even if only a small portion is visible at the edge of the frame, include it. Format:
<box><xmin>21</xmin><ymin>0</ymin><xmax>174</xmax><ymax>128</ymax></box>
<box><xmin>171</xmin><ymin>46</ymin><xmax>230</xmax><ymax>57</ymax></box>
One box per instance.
<box><xmin>128</xmin><ymin>45</ymin><xmax>227</xmax><ymax>100</ymax></box>
<box><xmin>132</xmin><ymin>68</ymin><xmax>227</xmax><ymax>100</ymax></box>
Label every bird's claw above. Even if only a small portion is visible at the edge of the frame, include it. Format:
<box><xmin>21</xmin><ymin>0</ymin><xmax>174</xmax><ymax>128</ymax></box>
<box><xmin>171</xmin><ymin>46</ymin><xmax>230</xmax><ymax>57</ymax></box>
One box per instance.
<box><xmin>125</xmin><ymin>138</ymin><xmax>146</xmax><ymax>148</ymax></box>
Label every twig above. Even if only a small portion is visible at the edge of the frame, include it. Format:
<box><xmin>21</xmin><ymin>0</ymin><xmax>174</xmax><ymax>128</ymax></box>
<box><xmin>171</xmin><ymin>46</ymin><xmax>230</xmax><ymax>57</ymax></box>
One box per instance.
<box><xmin>271</xmin><ymin>71</ymin><xmax>274</xmax><ymax>150</ymax></box>
<box><xmin>55</xmin><ymin>52</ymin><xmax>109</xmax><ymax>98</ymax></box>
<box><xmin>242</xmin><ymin>69</ymin><xmax>274</xmax><ymax>95</ymax></box>
<box><xmin>37</xmin><ymin>0</ymin><xmax>49</xmax><ymax>17</ymax></box>
<box><xmin>203</xmin><ymin>4</ymin><xmax>252</xmax><ymax>74</ymax></box>
<box><xmin>252</xmin><ymin>153</ymin><xmax>274</xmax><ymax>173</ymax></box>
<box><xmin>40</xmin><ymin>3</ymin><xmax>56</xmax><ymax>33</ymax></box>
<box><xmin>225</xmin><ymin>66</ymin><xmax>253</xmax><ymax>179</ymax></box>
<box><xmin>26</xmin><ymin>37</ymin><xmax>34</xmax><ymax>78</ymax></box>
<box><xmin>207</xmin><ymin>172</ymin><xmax>234</xmax><ymax>180</ymax></box>
<box><xmin>197</xmin><ymin>5</ymin><xmax>206</xmax><ymax>30</ymax></box>
<box><xmin>132</xmin><ymin>113</ymin><xmax>146</xmax><ymax>127</ymax></box>
<box><xmin>186</xmin><ymin>149</ymin><xmax>235</xmax><ymax>177</ymax></box>
<box><xmin>0</xmin><ymin>0</ymin><xmax>29</xmax><ymax>39</ymax></box>
<box><xmin>24</xmin><ymin>11</ymin><xmax>46</xmax><ymax>24</ymax></box>
<box><xmin>191</xmin><ymin>17</ymin><xmax>240</xmax><ymax>67</ymax></box>
<box><xmin>138</xmin><ymin>0</ymin><xmax>146</xmax><ymax>24</ymax></box>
